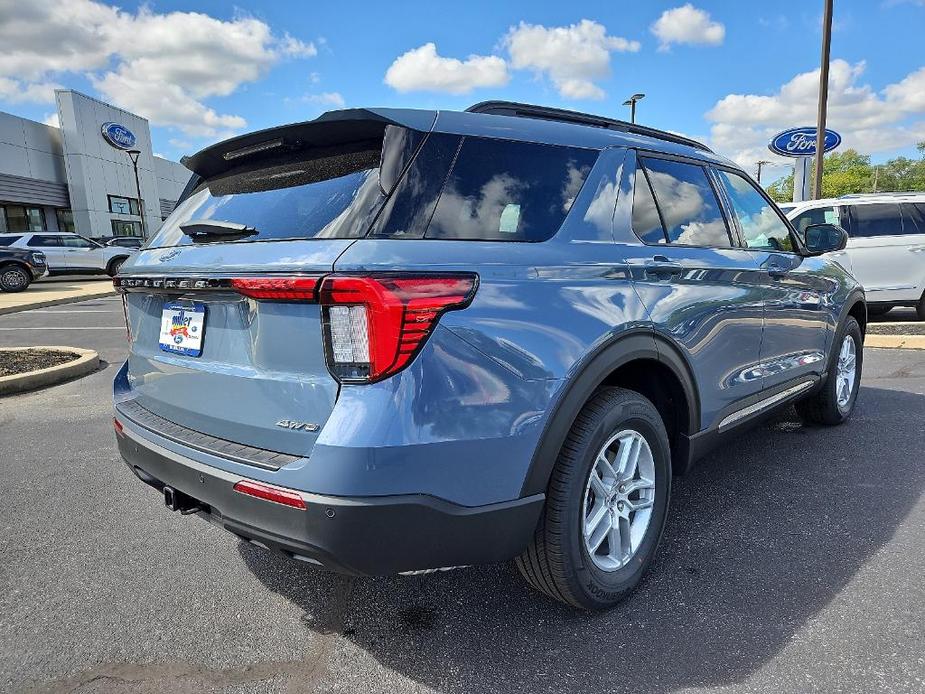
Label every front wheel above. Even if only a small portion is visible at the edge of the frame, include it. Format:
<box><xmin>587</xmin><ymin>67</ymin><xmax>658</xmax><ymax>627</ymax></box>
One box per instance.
<box><xmin>0</xmin><ymin>264</ymin><xmax>31</xmax><ymax>292</ymax></box>
<box><xmin>107</xmin><ymin>257</ymin><xmax>127</xmax><ymax>277</ymax></box>
<box><xmin>515</xmin><ymin>387</ymin><xmax>671</xmax><ymax>610</ymax></box>
<box><xmin>795</xmin><ymin>316</ymin><xmax>862</xmax><ymax>425</ymax></box>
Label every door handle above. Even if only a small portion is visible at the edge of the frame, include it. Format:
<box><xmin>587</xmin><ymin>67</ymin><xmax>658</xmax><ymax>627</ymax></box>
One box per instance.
<box><xmin>644</xmin><ymin>256</ymin><xmax>684</xmax><ymax>278</ymax></box>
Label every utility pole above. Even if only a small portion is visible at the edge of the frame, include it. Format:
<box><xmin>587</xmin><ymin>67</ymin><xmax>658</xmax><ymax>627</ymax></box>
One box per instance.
<box><xmin>622</xmin><ymin>93</ymin><xmax>645</xmax><ymax>124</ymax></box>
<box><xmin>126</xmin><ymin>149</ymin><xmax>147</xmax><ymax>239</ymax></box>
<box><xmin>813</xmin><ymin>0</ymin><xmax>834</xmax><ymax>199</ymax></box>
<box><xmin>756</xmin><ymin>160</ymin><xmax>771</xmax><ymax>184</ymax></box>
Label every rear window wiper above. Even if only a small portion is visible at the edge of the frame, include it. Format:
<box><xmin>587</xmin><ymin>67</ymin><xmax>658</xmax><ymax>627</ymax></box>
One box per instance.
<box><xmin>179</xmin><ymin>219</ymin><xmax>258</xmax><ymax>241</ymax></box>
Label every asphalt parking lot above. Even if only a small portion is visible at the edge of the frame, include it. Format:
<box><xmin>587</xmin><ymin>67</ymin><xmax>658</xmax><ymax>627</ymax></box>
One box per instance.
<box><xmin>1</xmin><ymin>299</ymin><xmax>923</xmax><ymax>693</ymax></box>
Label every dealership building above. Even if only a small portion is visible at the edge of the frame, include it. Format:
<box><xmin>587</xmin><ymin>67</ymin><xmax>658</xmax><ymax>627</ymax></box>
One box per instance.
<box><xmin>0</xmin><ymin>90</ymin><xmax>193</xmax><ymax>239</ymax></box>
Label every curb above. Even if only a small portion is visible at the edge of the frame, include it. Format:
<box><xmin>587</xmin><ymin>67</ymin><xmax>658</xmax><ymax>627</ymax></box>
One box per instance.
<box><xmin>0</xmin><ymin>346</ymin><xmax>100</xmax><ymax>396</ymax></box>
<box><xmin>0</xmin><ymin>290</ymin><xmax>116</xmax><ymax>316</ymax></box>
<box><xmin>865</xmin><ymin>335</ymin><xmax>925</xmax><ymax>350</ymax></box>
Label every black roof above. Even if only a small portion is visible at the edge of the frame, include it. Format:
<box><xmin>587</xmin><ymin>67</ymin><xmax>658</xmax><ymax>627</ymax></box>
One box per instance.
<box><xmin>182</xmin><ymin>102</ymin><xmax>723</xmax><ymax>180</ymax></box>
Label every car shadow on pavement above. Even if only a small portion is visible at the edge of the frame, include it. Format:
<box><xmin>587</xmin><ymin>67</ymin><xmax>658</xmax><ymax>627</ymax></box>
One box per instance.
<box><xmin>239</xmin><ymin>386</ymin><xmax>924</xmax><ymax>693</ymax></box>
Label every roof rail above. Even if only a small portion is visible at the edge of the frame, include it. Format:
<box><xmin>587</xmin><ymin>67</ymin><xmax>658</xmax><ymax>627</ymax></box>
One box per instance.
<box><xmin>466</xmin><ymin>100</ymin><xmax>713</xmax><ymax>153</ymax></box>
<box><xmin>838</xmin><ymin>191</ymin><xmax>923</xmax><ymax>199</ymax></box>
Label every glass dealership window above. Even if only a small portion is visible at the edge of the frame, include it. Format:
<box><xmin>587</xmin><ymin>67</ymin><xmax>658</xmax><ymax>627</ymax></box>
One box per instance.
<box><xmin>56</xmin><ymin>209</ymin><xmax>76</xmax><ymax>233</ymax></box>
<box><xmin>111</xmin><ymin>220</ymin><xmax>142</xmax><ymax>236</ymax></box>
<box><xmin>1</xmin><ymin>205</ymin><xmax>45</xmax><ymax>232</ymax></box>
<box><xmin>108</xmin><ymin>195</ymin><xmax>142</xmax><ymax>216</ymax></box>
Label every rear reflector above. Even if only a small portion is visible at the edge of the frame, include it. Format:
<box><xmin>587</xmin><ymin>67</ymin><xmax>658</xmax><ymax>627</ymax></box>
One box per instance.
<box><xmin>232</xmin><ymin>480</ymin><xmax>307</xmax><ymax>510</ymax></box>
<box><xmin>319</xmin><ymin>274</ymin><xmax>477</xmax><ymax>383</ymax></box>
<box><xmin>230</xmin><ymin>276</ymin><xmax>320</xmax><ymax>301</ymax></box>
<box><xmin>113</xmin><ymin>417</ymin><xmax>124</xmax><ymax>435</ymax></box>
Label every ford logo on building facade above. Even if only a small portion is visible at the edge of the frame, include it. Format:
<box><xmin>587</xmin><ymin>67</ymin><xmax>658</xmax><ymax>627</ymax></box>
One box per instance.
<box><xmin>101</xmin><ymin>122</ymin><xmax>137</xmax><ymax>150</ymax></box>
<box><xmin>768</xmin><ymin>127</ymin><xmax>841</xmax><ymax>157</ymax></box>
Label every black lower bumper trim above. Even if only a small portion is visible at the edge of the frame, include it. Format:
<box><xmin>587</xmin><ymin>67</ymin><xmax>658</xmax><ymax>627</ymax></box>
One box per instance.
<box><xmin>116</xmin><ymin>419</ymin><xmax>545</xmax><ymax>576</ymax></box>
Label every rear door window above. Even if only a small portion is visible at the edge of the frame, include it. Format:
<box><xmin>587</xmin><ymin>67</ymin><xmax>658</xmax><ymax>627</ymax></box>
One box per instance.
<box><xmin>27</xmin><ymin>235</ymin><xmax>64</xmax><ymax>248</ymax></box>
<box><xmin>849</xmin><ymin>203</ymin><xmax>903</xmax><ymax>237</ymax></box>
<box><xmin>631</xmin><ymin>166</ymin><xmax>667</xmax><ymax>244</ymax></box>
<box><xmin>641</xmin><ymin>157</ymin><xmax>732</xmax><ymax>247</ymax></box>
<box><xmin>425</xmin><ymin>138</ymin><xmax>597</xmax><ymax>242</ymax></box>
<box><xmin>900</xmin><ymin>203</ymin><xmax>925</xmax><ymax>235</ymax></box>
<box><xmin>715</xmin><ymin>169</ymin><xmax>794</xmax><ymax>252</ymax></box>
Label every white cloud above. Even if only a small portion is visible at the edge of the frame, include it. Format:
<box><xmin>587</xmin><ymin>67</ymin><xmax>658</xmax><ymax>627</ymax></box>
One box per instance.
<box><xmin>42</xmin><ymin>112</ymin><xmax>60</xmax><ymax>128</ymax></box>
<box><xmin>705</xmin><ymin>59</ymin><xmax>925</xmax><ymax>170</ymax></box>
<box><xmin>384</xmin><ymin>43</ymin><xmax>509</xmax><ymax>95</ymax></box>
<box><xmin>0</xmin><ymin>0</ymin><xmax>317</xmax><ymax>137</ymax></box>
<box><xmin>0</xmin><ymin>77</ymin><xmax>61</xmax><ymax>104</ymax></box>
<box><xmin>503</xmin><ymin>20</ymin><xmax>640</xmax><ymax>100</ymax></box>
<box><xmin>651</xmin><ymin>4</ymin><xmax>725</xmax><ymax>51</ymax></box>
<box><xmin>303</xmin><ymin>92</ymin><xmax>346</xmax><ymax>108</ymax></box>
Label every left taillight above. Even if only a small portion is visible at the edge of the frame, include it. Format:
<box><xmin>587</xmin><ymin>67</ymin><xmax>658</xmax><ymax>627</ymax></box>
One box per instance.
<box><xmin>318</xmin><ymin>274</ymin><xmax>477</xmax><ymax>383</ymax></box>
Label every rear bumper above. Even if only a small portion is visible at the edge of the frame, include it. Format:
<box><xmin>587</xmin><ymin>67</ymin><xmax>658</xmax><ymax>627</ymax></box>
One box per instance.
<box><xmin>115</xmin><ymin>416</ymin><xmax>544</xmax><ymax>576</ymax></box>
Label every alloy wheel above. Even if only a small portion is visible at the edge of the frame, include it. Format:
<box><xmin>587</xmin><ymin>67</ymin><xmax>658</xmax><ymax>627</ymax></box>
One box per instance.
<box><xmin>582</xmin><ymin>429</ymin><xmax>656</xmax><ymax>572</ymax></box>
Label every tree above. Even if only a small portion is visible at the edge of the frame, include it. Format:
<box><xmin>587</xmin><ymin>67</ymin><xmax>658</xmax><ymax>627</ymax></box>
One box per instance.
<box><xmin>764</xmin><ymin>142</ymin><xmax>925</xmax><ymax>201</ymax></box>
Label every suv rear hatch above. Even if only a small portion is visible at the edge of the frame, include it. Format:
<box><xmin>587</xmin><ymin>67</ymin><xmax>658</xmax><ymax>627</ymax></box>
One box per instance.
<box><xmin>118</xmin><ymin>109</ymin><xmax>436</xmax><ymax>459</ymax></box>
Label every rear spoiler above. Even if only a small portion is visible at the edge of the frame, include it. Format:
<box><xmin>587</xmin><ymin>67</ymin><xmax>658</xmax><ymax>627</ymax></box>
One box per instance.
<box><xmin>180</xmin><ymin>108</ymin><xmax>437</xmax><ymax>181</ymax></box>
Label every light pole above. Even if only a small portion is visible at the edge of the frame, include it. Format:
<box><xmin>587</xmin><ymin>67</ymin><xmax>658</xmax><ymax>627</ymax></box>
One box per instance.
<box><xmin>622</xmin><ymin>93</ymin><xmax>645</xmax><ymax>124</ymax></box>
<box><xmin>813</xmin><ymin>0</ymin><xmax>834</xmax><ymax>199</ymax></box>
<box><xmin>126</xmin><ymin>149</ymin><xmax>147</xmax><ymax>239</ymax></box>
<box><xmin>756</xmin><ymin>160</ymin><xmax>772</xmax><ymax>184</ymax></box>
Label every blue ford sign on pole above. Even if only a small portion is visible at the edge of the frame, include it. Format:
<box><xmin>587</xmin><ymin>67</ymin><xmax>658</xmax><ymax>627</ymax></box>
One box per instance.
<box><xmin>100</xmin><ymin>122</ymin><xmax>137</xmax><ymax>150</ymax></box>
<box><xmin>768</xmin><ymin>127</ymin><xmax>841</xmax><ymax>157</ymax></box>
<box><xmin>768</xmin><ymin>126</ymin><xmax>842</xmax><ymax>203</ymax></box>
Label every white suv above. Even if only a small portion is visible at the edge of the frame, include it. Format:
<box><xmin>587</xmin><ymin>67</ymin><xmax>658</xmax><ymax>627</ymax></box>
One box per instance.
<box><xmin>0</xmin><ymin>232</ymin><xmax>137</xmax><ymax>278</ymax></box>
<box><xmin>785</xmin><ymin>193</ymin><xmax>925</xmax><ymax>318</ymax></box>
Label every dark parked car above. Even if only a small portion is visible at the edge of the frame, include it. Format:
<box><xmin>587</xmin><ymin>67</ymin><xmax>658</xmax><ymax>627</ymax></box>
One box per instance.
<box><xmin>113</xmin><ymin>102</ymin><xmax>865</xmax><ymax>609</ymax></box>
<box><xmin>0</xmin><ymin>245</ymin><xmax>47</xmax><ymax>292</ymax></box>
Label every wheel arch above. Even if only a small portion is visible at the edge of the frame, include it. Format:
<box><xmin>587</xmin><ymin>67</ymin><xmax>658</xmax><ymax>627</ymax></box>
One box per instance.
<box><xmin>520</xmin><ymin>330</ymin><xmax>701</xmax><ymax>497</ymax></box>
<box><xmin>106</xmin><ymin>255</ymin><xmax>129</xmax><ymax>275</ymax></box>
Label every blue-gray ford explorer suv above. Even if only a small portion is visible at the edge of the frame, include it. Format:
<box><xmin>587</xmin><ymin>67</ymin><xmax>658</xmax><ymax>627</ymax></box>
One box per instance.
<box><xmin>113</xmin><ymin>101</ymin><xmax>865</xmax><ymax>609</ymax></box>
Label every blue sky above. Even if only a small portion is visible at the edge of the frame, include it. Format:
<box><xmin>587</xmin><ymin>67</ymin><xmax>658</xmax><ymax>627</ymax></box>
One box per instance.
<box><xmin>2</xmin><ymin>0</ymin><xmax>924</xmax><ymax>184</ymax></box>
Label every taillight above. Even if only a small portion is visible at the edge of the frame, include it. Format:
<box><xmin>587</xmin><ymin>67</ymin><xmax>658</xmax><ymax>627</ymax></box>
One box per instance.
<box><xmin>229</xmin><ymin>276</ymin><xmax>320</xmax><ymax>301</ymax></box>
<box><xmin>232</xmin><ymin>480</ymin><xmax>307</xmax><ymax>510</ymax></box>
<box><xmin>319</xmin><ymin>274</ymin><xmax>477</xmax><ymax>383</ymax></box>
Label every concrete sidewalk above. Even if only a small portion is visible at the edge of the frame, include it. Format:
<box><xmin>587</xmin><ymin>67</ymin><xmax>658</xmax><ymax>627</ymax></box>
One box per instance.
<box><xmin>0</xmin><ymin>279</ymin><xmax>116</xmax><ymax>315</ymax></box>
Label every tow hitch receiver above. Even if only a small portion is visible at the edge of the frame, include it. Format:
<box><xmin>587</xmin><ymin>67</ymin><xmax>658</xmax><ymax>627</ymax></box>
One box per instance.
<box><xmin>163</xmin><ymin>485</ymin><xmax>207</xmax><ymax>515</ymax></box>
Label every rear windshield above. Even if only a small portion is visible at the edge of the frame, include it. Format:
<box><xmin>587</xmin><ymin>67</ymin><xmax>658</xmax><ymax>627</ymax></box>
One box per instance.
<box><xmin>148</xmin><ymin>126</ymin><xmax>597</xmax><ymax>248</ymax></box>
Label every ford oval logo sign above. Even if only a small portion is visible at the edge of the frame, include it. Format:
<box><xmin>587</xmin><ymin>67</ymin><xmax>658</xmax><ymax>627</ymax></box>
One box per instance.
<box><xmin>768</xmin><ymin>127</ymin><xmax>841</xmax><ymax>157</ymax></box>
<box><xmin>101</xmin><ymin>122</ymin><xmax>137</xmax><ymax>150</ymax></box>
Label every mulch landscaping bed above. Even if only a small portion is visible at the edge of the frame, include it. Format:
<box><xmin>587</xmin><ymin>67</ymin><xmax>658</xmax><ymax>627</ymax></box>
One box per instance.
<box><xmin>0</xmin><ymin>349</ymin><xmax>79</xmax><ymax>377</ymax></box>
<box><xmin>868</xmin><ymin>323</ymin><xmax>925</xmax><ymax>336</ymax></box>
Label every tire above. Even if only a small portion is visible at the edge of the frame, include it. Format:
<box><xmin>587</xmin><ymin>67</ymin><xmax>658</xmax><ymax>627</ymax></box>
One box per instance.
<box><xmin>107</xmin><ymin>256</ymin><xmax>127</xmax><ymax>277</ymax></box>
<box><xmin>515</xmin><ymin>387</ymin><xmax>671</xmax><ymax>610</ymax></box>
<box><xmin>0</xmin><ymin>263</ymin><xmax>31</xmax><ymax>293</ymax></box>
<box><xmin>795</xmin><ymin>316</ymin><xmax>862</xmax><ymax>425</ymax></box>
<box><xmin>917</xmin><ymin>292</ymin><xmax>925</xmax><ymax>322</ymax></box>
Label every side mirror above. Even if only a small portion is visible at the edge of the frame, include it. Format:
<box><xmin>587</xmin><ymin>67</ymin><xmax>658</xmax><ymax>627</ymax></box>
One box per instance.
<box><xmin>801</xmin><ymin>223</ymin><xmax>847</xmax><ymax>256</ymax></box>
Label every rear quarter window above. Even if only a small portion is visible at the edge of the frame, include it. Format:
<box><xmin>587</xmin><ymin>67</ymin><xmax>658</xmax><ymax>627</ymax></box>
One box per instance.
<box><xmin>0</xmin><ymin>236</ymin><xmax>22</xmax><ymax>246</ymax></box>
<box><xmin>425</xmin><ymin>138</ymin><xmax>597</xmax><ymax>242</ymax></box>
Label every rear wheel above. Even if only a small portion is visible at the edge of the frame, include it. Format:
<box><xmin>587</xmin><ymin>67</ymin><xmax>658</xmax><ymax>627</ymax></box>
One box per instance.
<box><xmin>795</xmin><ymin>316</ymin><xmax>862</xmax><ymax>425</ymax></box>
<box><xmin>0</xmin><ymin>264</ymin><xmax>31</xmax><ymax>292</ymax></box>
<box><xmin>515</xmin><ymin>387</ymin><xmax>671</xmax><ymax>610</ymax></box>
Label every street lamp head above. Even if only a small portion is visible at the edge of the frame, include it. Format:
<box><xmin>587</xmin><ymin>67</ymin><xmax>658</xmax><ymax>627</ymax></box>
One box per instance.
<box><xmin>126</xmin><ymin>149</ymin><xmax>141</xmax><ymax>164</ymax></box>
<box><xmin>631</xmin><ymin>93</ymin><xmax>645</xmax><ymax>101</ymax></box>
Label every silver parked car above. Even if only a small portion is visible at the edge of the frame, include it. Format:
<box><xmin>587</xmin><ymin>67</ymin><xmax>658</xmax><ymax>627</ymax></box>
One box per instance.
<box><xmin>0</xmin><ymin>232</ymin><xmax>137</xmax><ymax>277</ymax></box>
<box><xmin>786</xmin><ymin>193</ymin><xmax>925</xmax><ymax>318</ymax></box>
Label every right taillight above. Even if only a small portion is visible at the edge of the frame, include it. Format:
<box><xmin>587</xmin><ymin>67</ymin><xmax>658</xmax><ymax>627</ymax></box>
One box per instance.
<box><xmin>318</xmin><ymin>274</ymin><xmax>477</xmax><ymax>383</ymax></box>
